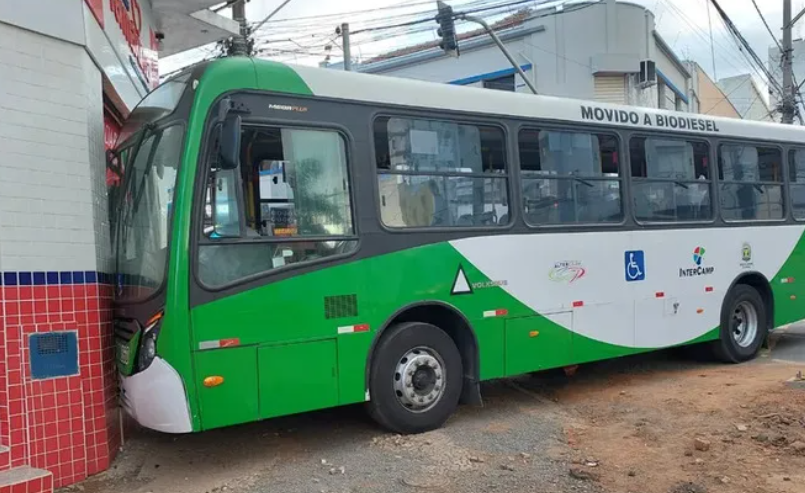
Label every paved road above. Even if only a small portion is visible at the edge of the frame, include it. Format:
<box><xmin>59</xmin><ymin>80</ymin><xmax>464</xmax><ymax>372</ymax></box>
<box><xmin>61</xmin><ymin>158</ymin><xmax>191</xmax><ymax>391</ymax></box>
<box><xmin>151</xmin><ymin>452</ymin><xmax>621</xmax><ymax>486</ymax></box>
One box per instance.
<box><xmin>770</xmin><ymin>323</ymin><xmax>805</xmax><ymax>363</ymax></box>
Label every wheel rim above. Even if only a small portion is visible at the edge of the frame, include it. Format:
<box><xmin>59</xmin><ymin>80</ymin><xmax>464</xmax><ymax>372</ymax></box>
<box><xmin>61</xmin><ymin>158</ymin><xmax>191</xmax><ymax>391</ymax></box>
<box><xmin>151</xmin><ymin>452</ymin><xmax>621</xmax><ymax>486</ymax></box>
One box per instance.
<box><xmin>732</xmin><ymin>300</ymin><xmax>759</xmax><ymax>348</ymax></box>
<box><xmin>393</xmin><ymin>346</ymin><xmax>446</xmax><ymax>413</ymax></box>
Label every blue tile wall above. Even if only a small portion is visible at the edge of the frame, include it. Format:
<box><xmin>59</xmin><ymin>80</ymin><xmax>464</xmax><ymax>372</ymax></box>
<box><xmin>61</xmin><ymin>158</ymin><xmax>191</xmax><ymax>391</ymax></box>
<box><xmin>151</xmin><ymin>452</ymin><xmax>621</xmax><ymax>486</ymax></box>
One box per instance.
<box><xmin>0</xmin><ymin>271</ymin><xmax>113</xmax><ymax>286</ymax></box>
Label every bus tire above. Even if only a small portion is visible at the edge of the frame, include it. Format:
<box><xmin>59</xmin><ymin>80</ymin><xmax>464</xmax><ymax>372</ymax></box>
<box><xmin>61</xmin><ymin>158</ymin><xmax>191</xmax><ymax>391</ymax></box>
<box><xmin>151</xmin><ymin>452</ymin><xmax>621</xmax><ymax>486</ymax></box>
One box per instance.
<box><xmin>712</xmin><ymin>284</ymin><xmax>767</xmax><ymax>363</ymax></box>
<box><xmin>367</xmin><ymin>322</ymin><xmax>463</xmax><ymax>434</ymax></box>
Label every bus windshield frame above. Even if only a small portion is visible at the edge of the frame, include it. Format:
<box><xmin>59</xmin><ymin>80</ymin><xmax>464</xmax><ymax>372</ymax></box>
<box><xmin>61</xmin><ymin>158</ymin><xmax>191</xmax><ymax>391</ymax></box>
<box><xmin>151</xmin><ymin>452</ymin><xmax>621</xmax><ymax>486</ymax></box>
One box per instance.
<box><xmin>112</xmin><ymin>73</ymin><xmax>191</xmax><ymax>303</ymax></box>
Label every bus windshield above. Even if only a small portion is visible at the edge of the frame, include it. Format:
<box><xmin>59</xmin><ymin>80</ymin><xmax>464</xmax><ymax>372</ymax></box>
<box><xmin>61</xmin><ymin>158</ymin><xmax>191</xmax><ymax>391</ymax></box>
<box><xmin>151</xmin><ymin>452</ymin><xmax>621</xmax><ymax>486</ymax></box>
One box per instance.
<box><xmin>114</xmin><ymin>124</ymin><xmax>184</xmax><ymax>301</ymax></box>
<box><xmin>111</xmin><ymin>72</ymin><xmax>190</xmax><ymax>302</ymax></box>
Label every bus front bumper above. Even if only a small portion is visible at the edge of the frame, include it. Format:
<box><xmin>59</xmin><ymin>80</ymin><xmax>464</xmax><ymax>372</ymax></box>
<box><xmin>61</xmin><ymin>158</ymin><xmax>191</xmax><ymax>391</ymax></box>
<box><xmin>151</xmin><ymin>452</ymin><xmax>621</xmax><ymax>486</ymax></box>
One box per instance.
<box><xmin>120</xmin><ymin>357</ymin><xmax>193</xmax><ymax>433</ymax></box>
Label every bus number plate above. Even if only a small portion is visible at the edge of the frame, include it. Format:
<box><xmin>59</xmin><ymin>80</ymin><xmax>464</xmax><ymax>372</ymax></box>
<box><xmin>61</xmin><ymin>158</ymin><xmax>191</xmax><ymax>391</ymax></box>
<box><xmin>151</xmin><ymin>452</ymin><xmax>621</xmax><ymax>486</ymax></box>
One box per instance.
<box><xmin>118</xmin><ymin>344</ymin><xmax>130</xmax><ymax>366</ymax></box>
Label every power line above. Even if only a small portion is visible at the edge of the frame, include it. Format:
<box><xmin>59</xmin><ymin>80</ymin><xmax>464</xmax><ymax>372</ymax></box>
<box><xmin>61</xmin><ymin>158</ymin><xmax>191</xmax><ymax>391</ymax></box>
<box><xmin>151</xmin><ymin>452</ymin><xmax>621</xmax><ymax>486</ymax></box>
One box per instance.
<box><xmin>351</xmin><ymin>0</ymin><xmax>557</xmax><ymax>34</ymax></box>
<box><xmin>751</xmin><ymin>0</ymin><xmax>782</xmax><ymax>51</ymax></box>
<box><xmin>707</xmin><ymin>0</ymin><xmax>783</xmax><ymax>96</ymax></box>
<box><xmin>659</xmin><ymin>0</ymin><xmax>762</xmax><ymax>81</ymax></box>
<box><xmin>705</xmin><ymin>0</ymin><xmax>717</xmax><ymax>79</ymax></box>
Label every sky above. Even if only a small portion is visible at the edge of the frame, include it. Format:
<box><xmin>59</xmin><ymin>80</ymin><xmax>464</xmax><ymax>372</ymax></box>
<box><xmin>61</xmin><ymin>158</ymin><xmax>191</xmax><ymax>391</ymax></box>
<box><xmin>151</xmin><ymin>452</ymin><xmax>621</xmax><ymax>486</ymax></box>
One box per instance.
<box><xmin>160</xmin><ymin>0</ymin><xmax>805</xmax><ymax>101</ymax></box>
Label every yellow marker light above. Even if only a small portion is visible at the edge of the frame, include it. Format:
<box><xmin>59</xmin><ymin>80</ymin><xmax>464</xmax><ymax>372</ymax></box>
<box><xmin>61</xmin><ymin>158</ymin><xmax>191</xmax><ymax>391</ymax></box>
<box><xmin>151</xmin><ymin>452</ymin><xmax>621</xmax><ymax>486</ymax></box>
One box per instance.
<box><xmin>145</xmin><ymin>310</ymin><xmax>164</xmax><ymax>328</ymax></box>
<box><xmin>529</xmin><ymin>331</ymin><xmax>540</xmax><ymax>338</ymax></box>
<box><xmin>203</xmin><ymin>376</ymin><xmax>225</xmax><ymax>388</ymax></box>
<box><xmin>696</xmin><ymin>308</ymin><xmax>704</xmax><ymax>314</ymax></box>
<box><xmin>791</xmin><ymin>295</ymin><xmax>797</xmax><ymax>300</ymax></box>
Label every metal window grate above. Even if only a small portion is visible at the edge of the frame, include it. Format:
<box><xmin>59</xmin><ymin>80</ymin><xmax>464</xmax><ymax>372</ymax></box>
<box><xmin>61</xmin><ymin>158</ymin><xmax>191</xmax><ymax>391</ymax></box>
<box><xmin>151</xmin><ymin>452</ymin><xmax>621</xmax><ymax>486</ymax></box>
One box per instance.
<box><xmin>36</xmin><ymin>334</ymin><xmax>68</xmax><ymax>354</ymax></box>
<box><xmin>29</xmin><ymin>332</ymin><xmax>78</xmax><ymax>379</ymax></box>
<box><xmin>324</xmin><ymin>294</ymin><xmax>358</xmax><ymax>319</ymax></box>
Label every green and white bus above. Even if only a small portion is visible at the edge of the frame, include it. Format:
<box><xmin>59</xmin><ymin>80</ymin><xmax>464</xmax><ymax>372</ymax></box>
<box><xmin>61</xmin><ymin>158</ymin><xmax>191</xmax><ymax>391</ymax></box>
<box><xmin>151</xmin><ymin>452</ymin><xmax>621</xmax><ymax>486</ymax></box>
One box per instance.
<box><xmin>113</xmin><ymin>57</ymin><xmax>805</xmax><ymax>434</ymax></box>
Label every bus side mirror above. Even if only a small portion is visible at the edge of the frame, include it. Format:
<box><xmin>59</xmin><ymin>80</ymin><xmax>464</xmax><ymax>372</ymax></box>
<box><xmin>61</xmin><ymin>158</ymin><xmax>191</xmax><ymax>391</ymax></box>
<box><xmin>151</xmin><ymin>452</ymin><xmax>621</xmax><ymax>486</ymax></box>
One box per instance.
<box><xmin>219</xmin><ymin>114</ymin><xmax>242</xmax><ymax>170</ymax></box>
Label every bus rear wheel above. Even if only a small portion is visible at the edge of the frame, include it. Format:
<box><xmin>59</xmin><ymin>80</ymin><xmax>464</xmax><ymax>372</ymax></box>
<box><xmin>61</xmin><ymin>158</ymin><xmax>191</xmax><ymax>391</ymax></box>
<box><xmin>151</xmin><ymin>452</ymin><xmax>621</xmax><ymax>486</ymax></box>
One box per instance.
<box><xmin>712</xmin><ymin>284</ymin><xmax>767</xmax><ymax>363</ymax></box>
<box><xmin>367</xmin><ymin>322</ymin><xmax>463</xmax><ymax>434</ymax></box>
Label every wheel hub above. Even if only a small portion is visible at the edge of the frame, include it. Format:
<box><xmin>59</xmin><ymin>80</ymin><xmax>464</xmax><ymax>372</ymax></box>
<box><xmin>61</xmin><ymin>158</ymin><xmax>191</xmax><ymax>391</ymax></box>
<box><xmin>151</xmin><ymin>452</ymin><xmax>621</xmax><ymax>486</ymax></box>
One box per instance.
<box><xmin>393</xmin><ymin>347</ymin><xmax>446</xmax><ymax>413</ymax></box>
<box><xmin>732</xmin><ymin>301</ymin><xmax>759</xmax><ymax>348</ymax></box>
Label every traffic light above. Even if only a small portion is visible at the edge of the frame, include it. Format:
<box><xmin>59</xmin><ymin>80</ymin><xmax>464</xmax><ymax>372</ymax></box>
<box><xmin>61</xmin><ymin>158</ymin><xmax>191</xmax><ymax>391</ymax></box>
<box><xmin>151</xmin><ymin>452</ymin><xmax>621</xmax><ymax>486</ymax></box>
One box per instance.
<box><xmin>435</xmin><ymin>1</ymin><xmax>459</xmax><ymax>57</ymax></box>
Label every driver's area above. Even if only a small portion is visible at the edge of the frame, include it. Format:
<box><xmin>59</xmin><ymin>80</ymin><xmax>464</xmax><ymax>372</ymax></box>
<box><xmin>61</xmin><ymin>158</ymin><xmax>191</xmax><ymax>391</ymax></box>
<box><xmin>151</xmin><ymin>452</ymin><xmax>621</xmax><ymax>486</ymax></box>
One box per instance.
<box><xmin>198</xmin><ymin>124</ymin><xmax>357</xmax><ymax>288</ymax></box>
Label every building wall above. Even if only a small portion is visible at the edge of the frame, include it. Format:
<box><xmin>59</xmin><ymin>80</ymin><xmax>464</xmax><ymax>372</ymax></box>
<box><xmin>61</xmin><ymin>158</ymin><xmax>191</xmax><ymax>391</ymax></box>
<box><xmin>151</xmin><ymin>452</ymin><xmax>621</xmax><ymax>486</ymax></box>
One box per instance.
<box><xmin>717</xmin><ymin>75</ymin><xmax>773</xmax><ymax>122</ymax></box>
<box><xmin>374</xmin><ymin>37</ymin><xmax>535</xmax><ymax>92</ymax></box>
<box><xmin>0</xmin><ymin>0</ymin><xmax>157</xmax><ymax>490</ymax></box>
<box><xmin>692</xmin><ymin>65</ymin><xmax>741</xmax><ymax>119</ymax></box>
<box><xmin>360</xmin><ymin>1</ymin><xmax>691</xmax><ymax>112</ymax></box>
<box><xmin>0</xmin><ymin>19</ymin><xmax>119</xmax><ymax>491</ymax></box>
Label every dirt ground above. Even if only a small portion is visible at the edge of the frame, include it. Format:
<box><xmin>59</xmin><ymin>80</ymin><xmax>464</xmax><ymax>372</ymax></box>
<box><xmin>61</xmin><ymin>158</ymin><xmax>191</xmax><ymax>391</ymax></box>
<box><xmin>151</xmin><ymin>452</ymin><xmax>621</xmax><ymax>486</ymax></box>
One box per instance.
<box><xmin>62</xmin><ymin>328</ymin><xmax>805</xmax><ymax>493</ymax></box>
<box><xmin>558</xmin><ymin>356</ymin><xmax>805</xmax><ymax>493</ymax></box>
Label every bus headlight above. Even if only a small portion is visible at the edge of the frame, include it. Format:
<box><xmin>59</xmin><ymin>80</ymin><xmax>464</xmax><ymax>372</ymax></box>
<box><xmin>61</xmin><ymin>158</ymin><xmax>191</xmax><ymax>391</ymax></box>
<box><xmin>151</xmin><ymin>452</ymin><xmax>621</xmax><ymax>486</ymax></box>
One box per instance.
<box><xmin>137</xmin><ymin>312</ymin><xmax>163</xmax><ymax>372</ymax></box>
<box><xmin>138</xmin><ymin>332</ymin><xmax>158</xmax><ymax>371</ymax></box>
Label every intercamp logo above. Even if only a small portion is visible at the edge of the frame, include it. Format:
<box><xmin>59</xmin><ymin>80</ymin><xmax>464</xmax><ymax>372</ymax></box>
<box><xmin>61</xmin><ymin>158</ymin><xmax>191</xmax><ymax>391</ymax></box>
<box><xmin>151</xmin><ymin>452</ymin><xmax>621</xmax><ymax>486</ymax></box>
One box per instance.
<box><xmin>680</xmin><ymin>246</ymin><xmax>714</xmax><ymax>278</ymax></box>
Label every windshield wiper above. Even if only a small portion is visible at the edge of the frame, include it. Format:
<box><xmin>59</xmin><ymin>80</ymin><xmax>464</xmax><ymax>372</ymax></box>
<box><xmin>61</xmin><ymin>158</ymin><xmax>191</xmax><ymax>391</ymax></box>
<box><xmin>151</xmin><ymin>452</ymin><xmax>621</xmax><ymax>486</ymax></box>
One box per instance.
<box><xmin>120</xmin><ymin>124</ymin><xmax>155</xmax><ymax>198</ymax></box>
<box><xmin>131</xmin><ymin>128</ymin><xmax>163</xmax><ymax>215</ymax></box>
<box><xmin>673</xmin><ymin>181</ymin><xmax>690</xmax><ymax>190</ymax></box>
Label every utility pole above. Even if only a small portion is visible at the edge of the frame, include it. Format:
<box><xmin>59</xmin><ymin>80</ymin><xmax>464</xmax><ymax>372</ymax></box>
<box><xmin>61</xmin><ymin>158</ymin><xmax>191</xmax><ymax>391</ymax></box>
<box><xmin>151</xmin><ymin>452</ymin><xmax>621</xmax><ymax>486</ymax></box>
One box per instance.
<box><xmin>782</xmin><ymin>0</ymin><xmax>796</xmax><ymax>124</ymax></box>
<box><xmin>229</xmin><ymin>0</ymin><xmax>250</xmax><ymax>57</ymax></box>
<box><xmin>340</xmin><ymin>23</ymin><xmax>352</xmax><ymax>71</ymax></box>
<box><xmin>780</xmin><ymin>0</ymin><xmax>805</xmax><ymax>124</ymax></box>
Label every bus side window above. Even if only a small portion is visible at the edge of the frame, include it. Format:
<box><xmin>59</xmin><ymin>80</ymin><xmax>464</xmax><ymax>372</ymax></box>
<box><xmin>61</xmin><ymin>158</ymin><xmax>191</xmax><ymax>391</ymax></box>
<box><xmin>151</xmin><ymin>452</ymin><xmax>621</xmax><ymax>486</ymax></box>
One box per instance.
<box><xmin>203</xmin><ymin>168</ymin><xmax>243</xmax><ymax>238</ymax></box>
<box><xmin>789</xmin><ymin>148</ymin><xmax>805</xmax><ymax>220</ymax></box>
<box><xmin>374</xmin><ymin>116</ymin><xmax>510</xmax><ymax>228</ymax></box>
<box><xmin>518</xmin><ymin>128</ymin><xmax>623</xmax><ymax>226</ymax></box>
<box><xmin>630</xmin><ymin>137</ymin><xmax>712</xmax><ymax>222</ymax></box>
<box><xmin>718</xmin><ymin>144</ymin><xmax>784</xmax><ymax>221</ymax></box>
<box><xmin>197</xmin><ymin>126</ymin><xmax>357</xmax><ymax>287</ymax></box>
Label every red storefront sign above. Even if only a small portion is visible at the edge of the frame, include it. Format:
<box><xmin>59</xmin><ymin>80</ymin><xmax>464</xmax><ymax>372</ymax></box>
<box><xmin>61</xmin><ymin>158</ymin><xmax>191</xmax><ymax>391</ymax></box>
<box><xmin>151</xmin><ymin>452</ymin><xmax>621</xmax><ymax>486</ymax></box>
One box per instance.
<box><xmin>109</xmin><ymin>0</ymin><xmax>158</xmax><ymax>89</ymax></box>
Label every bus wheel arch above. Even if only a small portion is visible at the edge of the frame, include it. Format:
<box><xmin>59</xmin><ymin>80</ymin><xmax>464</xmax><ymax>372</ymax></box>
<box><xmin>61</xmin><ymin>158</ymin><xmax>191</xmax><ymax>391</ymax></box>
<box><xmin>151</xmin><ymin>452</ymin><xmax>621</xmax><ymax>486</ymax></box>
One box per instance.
<box><xmin>367</xmin><ymin>301</ymin><xmax>482</xmax><ymax>407</ymax></box>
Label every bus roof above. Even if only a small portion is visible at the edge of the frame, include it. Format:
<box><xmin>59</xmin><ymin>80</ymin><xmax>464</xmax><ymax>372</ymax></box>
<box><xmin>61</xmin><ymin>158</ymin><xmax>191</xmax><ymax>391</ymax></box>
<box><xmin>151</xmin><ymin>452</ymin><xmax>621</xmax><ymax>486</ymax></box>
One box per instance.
<box><xmin>206</xmin><ymin>57</ymin><xmax>805</xmax><ymax>144</ymax></box>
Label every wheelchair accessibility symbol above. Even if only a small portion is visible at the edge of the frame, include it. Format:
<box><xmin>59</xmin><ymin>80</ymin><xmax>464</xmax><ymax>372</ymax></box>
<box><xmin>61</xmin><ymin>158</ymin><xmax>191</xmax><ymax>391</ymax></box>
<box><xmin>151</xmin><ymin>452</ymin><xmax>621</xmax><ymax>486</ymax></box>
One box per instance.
<box><xmin>624</xmin><ymin>250</ymin><xmax>646</xmax><ymax>282</ymax></box>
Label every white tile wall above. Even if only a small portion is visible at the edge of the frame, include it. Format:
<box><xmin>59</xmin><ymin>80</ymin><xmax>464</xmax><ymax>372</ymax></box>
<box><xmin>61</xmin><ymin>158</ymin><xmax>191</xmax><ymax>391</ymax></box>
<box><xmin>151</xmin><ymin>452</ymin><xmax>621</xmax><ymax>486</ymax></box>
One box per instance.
<box><xmin>83</xmin><ymin>51</ymin><xmax>115</xmax><ymax>275</ymax></box>
<box><xmin>0</xmin><ymin>21</ymin><xmax>103</xmax><ymax>273</ymax></box>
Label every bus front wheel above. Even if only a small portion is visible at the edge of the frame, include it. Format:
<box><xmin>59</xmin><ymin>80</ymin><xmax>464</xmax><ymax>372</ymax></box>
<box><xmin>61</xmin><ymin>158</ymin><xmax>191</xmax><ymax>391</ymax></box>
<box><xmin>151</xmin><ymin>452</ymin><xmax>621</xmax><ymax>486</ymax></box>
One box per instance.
<box><xmin>367</xmin><ymin>322</ymin><xmax>463</xmax><ymax>434</ymax></box>
<box><xmin>712</xmin><ymin>284</ymin><xmax>767</xmax><ymax>363</ymax></box>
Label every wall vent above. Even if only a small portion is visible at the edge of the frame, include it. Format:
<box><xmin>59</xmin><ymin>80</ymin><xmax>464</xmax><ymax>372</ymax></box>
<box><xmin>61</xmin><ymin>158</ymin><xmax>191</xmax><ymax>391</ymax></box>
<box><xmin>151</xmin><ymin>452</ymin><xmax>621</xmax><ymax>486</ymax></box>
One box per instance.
<box><xmin>29</xmin><ymin>332</ymin><xmax>78</xmax><ymax>379</ymax></box>
<box><xmin>324</xmin><ymin>294</ymin><xmax>358</xmax><ymax>319</ymax></box>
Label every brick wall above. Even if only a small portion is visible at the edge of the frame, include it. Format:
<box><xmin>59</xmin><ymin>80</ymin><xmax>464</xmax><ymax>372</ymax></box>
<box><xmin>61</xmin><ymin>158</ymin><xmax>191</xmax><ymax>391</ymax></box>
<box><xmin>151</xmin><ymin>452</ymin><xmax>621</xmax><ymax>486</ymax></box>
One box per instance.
<box><xmin>0</xmin><ymin>20</ymin><xmax>119</xmax><ymax>491</ymax></box>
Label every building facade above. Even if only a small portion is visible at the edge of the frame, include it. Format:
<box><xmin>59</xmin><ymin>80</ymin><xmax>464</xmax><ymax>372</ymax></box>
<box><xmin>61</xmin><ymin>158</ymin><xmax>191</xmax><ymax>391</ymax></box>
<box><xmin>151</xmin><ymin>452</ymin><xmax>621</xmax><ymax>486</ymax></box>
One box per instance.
<box><xmin>716</xmin><ymin>74</ymin><xmax>773</xmax><ymax>122</ymax></box>
<box><xmin>356</xmin><ymin>0</ymin><xmax>692</xmax><ymax>112</ymax></box>
<box><xmin>0</xmin><ymin>1</ymin><xmax>235</xmax><ymax>491</ymax></box>
<box><xmin>686</xmin><ymin>61</ymin><xmax>741</xmax><ymax>119</ymax></box>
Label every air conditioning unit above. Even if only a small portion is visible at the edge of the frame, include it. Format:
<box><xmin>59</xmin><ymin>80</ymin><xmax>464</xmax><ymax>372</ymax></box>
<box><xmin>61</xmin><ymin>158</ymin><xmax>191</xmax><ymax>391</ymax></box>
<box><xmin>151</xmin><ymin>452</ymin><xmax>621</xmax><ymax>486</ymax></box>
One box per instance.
<box><xmin>639</xmin><ymin>60</ymin><xmax>657</xmax><ymax>86</ymax></box>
